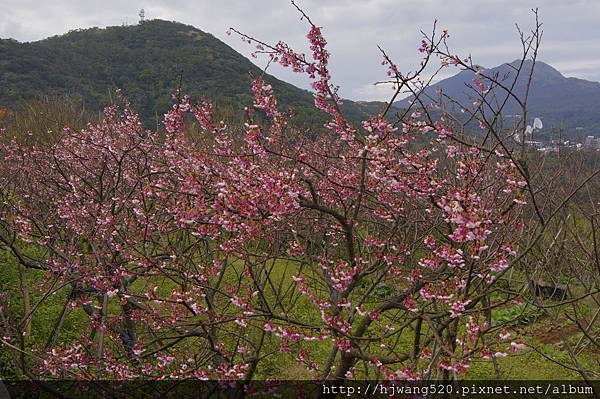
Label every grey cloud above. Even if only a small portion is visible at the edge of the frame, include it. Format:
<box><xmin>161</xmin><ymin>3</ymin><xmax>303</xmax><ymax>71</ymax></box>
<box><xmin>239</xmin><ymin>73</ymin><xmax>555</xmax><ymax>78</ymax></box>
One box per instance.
<box><xmin>0</xmin><ymin>0</ymin><xmax>598</xmax><ymax>101</ymax></box>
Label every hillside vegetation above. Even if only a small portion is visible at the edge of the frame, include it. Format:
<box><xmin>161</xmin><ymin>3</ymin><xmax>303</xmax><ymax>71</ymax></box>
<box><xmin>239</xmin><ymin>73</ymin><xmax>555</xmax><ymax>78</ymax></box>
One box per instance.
<box><xmin>0</xmin><ymin>19</ymin><xmax>387</xmax><ymax>127</ymax></box>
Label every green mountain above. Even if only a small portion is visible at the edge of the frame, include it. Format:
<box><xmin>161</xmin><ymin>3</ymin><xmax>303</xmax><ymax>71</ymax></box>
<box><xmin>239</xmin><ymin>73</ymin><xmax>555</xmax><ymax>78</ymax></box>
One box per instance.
<box><xmin>0</xmin><ymin>19</ymin><xmax>386</xmax><ymax>127</ymax></box>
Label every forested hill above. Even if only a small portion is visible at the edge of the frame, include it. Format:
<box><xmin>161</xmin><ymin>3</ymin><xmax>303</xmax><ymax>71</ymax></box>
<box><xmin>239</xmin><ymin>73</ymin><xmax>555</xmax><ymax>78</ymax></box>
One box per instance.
<box><xmin>0</xmin><ymin>19</ymin><xmax>386</xmax><ymax>127</ymax></box>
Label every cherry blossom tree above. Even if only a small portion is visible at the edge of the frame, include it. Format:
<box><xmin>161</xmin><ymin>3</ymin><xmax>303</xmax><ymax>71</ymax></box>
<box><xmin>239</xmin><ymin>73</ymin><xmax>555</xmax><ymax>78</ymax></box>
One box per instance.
<box><xmin>4</xmin><ymin>3</ymin><xmax>596</xmax><ymax>391</ymax></box>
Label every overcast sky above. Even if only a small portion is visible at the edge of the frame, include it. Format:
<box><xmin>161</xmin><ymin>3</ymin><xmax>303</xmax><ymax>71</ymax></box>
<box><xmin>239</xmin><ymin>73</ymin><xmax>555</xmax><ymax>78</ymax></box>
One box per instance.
<box><xmin>1</xmin><ymin>0</ymin><xmax>599</xmax><ymax>101</ymax></box>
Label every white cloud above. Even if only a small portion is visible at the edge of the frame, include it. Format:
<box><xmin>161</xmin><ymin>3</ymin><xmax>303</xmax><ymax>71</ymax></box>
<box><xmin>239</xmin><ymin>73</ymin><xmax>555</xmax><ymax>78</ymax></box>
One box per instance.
<box><xmin>351</xmin><ymin>82</ymin><xmax>397</xmax><ymax>102</ymax></box>
<box><xmin>1</xmin><ymin>0</ymin><xmax>598</xmax><ymax>99</ymax></box>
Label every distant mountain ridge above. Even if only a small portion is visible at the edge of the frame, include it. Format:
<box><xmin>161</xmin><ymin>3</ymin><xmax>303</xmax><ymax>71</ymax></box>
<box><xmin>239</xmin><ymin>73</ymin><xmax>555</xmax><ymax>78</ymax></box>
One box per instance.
<box><xmin>3</xmin><ymin>22</ymin><xmax>597</xmax><ymax>134</ymax></box>
<box><xmin>395</xmin><ymin>60</ymin><xmax>600</xmax><ymax>133</ymax></box>
<box><xmin>0</xmin><ymin>20</ymin><xmax>385</xmax><ymax>127</ymax></box>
